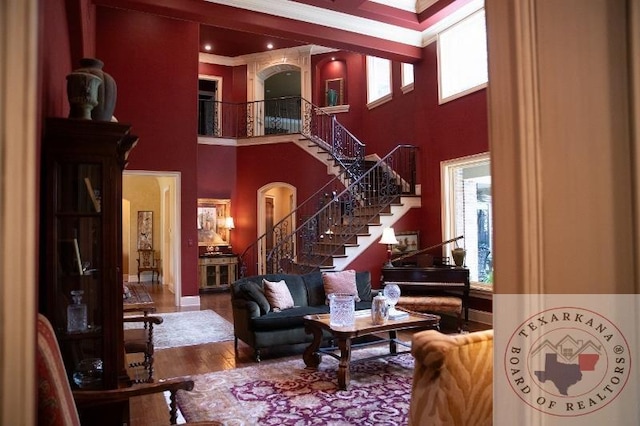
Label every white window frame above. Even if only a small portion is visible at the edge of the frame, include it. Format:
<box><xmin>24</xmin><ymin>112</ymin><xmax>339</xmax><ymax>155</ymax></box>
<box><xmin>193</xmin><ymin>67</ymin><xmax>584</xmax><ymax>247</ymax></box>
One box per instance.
<box><xmin>366</xmin><ymin>55</ymin><xmax>392</xmax><ymax>109</ymax></box>
<box><xmin>441</xmin><ymin>152</ymin><xmax>492</xmax><ymax>291</ymax></box>
<box><xmin>437</xmin><ymin>8</ymin><xmax>488</xmax><ymax>104</ymax></box>
<box><xmin>401</xmin><ymin>62</ymin><xmax>414</xmax><ymax>93</ymax></box>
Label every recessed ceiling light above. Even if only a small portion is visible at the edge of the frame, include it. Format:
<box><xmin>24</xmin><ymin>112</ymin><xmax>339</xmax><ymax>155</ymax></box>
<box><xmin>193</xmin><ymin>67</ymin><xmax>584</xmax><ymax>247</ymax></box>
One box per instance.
<box><xmin>267</xmin><ymin>43</ymin><xmax>274</xmax><ymax>49</ymax></box>
<box><xmin>204</xmin><ymin>44</ymin><xmax>212</xmax><ymax>51</ymax></box>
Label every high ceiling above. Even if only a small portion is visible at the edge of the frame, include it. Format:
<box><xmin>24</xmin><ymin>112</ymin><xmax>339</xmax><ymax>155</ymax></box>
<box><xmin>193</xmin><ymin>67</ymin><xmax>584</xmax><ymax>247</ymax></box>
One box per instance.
<box><xmin>94</xmin><ymin>0</ymin><xmax>480</xmax><ymax>61</ymax></box>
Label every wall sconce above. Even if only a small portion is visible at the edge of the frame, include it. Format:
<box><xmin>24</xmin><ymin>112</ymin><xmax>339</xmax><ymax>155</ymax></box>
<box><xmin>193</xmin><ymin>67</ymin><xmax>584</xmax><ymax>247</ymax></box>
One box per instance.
<box><xmin>224</xmin><ymin>217</ymin><xmax>235</xmax><ymax>230</ymax></box>
<box><xmin>379</xmin><ymin>227</ymin><xmax>398</xmax><ymax>267</ymax></box>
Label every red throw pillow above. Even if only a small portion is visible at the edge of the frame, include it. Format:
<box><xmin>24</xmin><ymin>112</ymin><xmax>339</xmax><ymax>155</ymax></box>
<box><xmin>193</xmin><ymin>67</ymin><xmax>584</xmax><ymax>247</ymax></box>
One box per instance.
<box><xmin>322</xmin><ymin>270</ymin><xmax>360</xmax><ymax>302</ymax></box>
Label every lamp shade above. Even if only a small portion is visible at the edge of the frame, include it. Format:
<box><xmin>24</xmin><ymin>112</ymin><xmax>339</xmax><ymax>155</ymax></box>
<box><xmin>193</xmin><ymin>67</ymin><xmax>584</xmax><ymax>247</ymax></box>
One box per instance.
<box><xmin>379</xmin><ymin>227</ymin><xmax>398</xmax><ymax>245</ymax></box>
<box><xmin>225</xmin><ymin>217</ymin><xmax>235</xmax><ymax>229</ymax></box>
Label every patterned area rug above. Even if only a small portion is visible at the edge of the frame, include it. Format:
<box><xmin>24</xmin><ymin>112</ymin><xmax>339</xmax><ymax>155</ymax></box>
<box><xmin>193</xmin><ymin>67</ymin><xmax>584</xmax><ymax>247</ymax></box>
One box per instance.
<box><xmin>124</xmin><ymin>310</ymin><xmax>235</xmax><ymax>349</ymax></box>
<box><xmin>176</xmin><ymin>346</ymin><xmax>415</xmax><ymax>425</ymax></box>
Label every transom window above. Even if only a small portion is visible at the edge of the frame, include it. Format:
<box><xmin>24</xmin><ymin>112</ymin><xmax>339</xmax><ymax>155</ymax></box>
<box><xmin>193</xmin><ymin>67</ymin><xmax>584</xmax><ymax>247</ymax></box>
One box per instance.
<box><xmin>437</xmin><ymin>8</ymin><xmax>488</xmax><ymax>103</ymax></box>
<box><xmin>441</xmin><ymin>153</ymin><xmax>493</xmax><ymax>289</ymax></box>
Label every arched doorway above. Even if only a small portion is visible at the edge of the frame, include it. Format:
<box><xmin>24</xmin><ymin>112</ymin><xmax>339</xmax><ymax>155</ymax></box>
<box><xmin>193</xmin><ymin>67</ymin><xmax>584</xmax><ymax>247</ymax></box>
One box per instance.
<box><xmin>257</xmin><ymin>182</ymin><xmax>296</xmax><ymax>273</ymax></box>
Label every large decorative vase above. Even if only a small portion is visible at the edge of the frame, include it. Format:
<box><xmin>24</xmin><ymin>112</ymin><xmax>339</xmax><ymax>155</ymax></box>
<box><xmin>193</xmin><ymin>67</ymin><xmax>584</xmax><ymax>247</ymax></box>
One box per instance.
<box><xmin>66</xmin><ymin>72</ymin><xmax>102</xmax><ymax>120</ymax></box>
<box><xmin>74</xmin><ymin>58</ymin><xmax>117</xmax><ymax>121</ymax></box>
<box><xmin>452</xmin><ymin>247</ymin><xmax>467</xmax><ymax>267</ymax></box>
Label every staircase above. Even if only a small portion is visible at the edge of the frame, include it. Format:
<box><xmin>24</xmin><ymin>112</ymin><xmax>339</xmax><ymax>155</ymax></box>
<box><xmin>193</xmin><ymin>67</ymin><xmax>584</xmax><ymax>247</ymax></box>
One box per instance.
<box><xmin>232</xmin><ymin>97</ymin><xmax>420</xmax><ymax>277</ymax></box>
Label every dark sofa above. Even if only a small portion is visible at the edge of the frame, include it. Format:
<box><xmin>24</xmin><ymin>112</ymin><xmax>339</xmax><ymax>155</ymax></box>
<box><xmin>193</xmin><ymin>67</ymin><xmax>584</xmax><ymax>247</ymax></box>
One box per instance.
<box><xmin>231</xmin><ymin>271</ymin><xmax>374</xmax><ymax>361</ymax></box>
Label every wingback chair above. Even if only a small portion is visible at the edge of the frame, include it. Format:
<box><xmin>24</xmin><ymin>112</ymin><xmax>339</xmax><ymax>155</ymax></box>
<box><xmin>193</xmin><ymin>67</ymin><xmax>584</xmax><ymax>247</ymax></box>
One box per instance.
<box><xmin>36</xmin><ymin>313</ymin><xmax>196</xmax><ymax>425</ymax></box>
<box><xmin>409</xmin><ymin>329</ymin><xmax>494</xmax><ymax>426</ymax></box>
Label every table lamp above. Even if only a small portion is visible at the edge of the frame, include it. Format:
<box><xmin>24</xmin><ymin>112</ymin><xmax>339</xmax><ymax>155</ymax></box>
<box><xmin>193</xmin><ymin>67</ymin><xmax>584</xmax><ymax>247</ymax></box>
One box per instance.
<box><xmin>379</xmin><ymin>227</ymin><xmax>398</xmax><ymax>267</ymax></box>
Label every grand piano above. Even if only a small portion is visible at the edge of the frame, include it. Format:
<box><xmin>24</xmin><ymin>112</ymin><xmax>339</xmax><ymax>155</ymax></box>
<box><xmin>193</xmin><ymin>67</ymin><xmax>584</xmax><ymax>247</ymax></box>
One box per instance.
<box><xmin>380</xmin><ymin>256</ymin><xmax>470</xmax><ymax>325</ymax></box>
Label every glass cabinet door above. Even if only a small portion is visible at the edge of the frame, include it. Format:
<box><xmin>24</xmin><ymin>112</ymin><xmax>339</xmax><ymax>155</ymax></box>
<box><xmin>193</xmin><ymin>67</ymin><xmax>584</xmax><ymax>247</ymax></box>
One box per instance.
<box><xmin>53</xmin><ymin>161</ymin><xmax>106</xmax><ymax>388</ymax></box>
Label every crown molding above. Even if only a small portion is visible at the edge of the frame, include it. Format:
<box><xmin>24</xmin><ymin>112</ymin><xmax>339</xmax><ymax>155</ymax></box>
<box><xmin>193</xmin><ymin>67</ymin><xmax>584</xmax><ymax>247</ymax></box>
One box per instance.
<box><xmin>204</xmin><ymin>0</ymin><xmax>423</xmax><ymax>47</ymax></box>
<box><xmin>200</xmin><ymin>44</ymin><xmax>335</xmax><ymax>66</ymax></box>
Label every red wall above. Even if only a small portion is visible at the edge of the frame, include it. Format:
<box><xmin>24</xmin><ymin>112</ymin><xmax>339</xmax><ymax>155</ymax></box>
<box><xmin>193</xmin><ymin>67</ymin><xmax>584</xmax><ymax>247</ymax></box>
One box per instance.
<box><xmin>43</xmin><ymin>2</ymin><xmax>489</xmax><ymax>296</ymax></box>
<box><xmin>235</xmin><ymin>141</ymin><xmax>334</xmax><ymax>271</ymax></box>
<box><xmin>39</xmin><ymin>0</ymin><xmax>74</xmax><ymax>120</ymax></box>
<box><xmin>198</xmin><ymin>144</ymin><xmax>236</xmax><ymax>200</ymax></box>
<box><xmin>311</xmin><ymin>45</ymin><xmax>488</xmax><ymax>285</ymax></box>
<box><xmin>197</xmin><ymin>62</ymin><xmax>248</xmax><ymax>104</ymax></box>
<box><xmin>95</xmin><ymin>6</ymin><xmax>201</xmax><ymax>296</ymax></box>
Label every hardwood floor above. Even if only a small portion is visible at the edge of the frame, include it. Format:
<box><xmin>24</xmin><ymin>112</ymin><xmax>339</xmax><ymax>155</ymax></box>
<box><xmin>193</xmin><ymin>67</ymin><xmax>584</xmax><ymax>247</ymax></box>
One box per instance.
<box><xmin>128</xmin><ymin>283</ymin><xmax>489</xmax><ymax>425</ymax></box>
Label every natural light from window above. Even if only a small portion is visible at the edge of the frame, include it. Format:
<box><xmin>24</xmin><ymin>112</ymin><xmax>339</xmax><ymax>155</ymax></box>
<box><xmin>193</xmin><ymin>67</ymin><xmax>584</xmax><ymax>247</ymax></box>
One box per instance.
<box><xmin>401</xmin><ymin>62</ymin><xmax>414</xmax><ymax>91</ymax></box>
<box><xmin>366</xmin><ymin>56</ymin><xmax>392</xmax><ymax>106</ymax></box>
<box><xmin>437</xmin><ymin>9</ymin><xmax>488</xmax><ymax>103</ymax></box>
<box><xmin>441</xmin><ymin>153</ymin><xmax>493</xmax><ymax>290</ymax></box>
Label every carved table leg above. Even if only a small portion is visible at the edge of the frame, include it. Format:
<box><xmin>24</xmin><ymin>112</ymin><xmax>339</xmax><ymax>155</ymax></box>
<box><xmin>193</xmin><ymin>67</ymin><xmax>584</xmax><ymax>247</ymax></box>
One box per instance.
<box><xmin>303</xmin><ymin>322</ymin><xmax>323</xmax><ymax>368</ymax></box>
<box><xmin>389</xmin><ymin>330</ymin><xmax>397</xmax><ymax>354</ymax></box>
<box><xmin>337</xmin><ymin>337</ymin><xmax>352</xmax><ymax>390</ymax></box>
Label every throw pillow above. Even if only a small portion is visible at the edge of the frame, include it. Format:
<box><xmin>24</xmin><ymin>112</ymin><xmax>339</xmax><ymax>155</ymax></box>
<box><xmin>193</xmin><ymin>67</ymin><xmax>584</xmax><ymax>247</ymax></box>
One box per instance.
<box><xmin>322</xmin><ymin>269</ymin><xmax>361</xmax><ymax>302</ymax></box>
<box><xmin>241</xmin><ymin>281</ymin><xmax>270</xmax><ymax>314</ymax></box>
<box><xmin>262</xmin><ymin>279</ymin><xmax>295</xmax><ymax>312</ymax></box>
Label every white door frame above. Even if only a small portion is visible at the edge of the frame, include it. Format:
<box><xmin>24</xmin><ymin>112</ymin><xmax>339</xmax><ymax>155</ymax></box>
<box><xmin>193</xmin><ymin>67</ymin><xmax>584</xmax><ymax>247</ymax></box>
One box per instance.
<box><xmin>124</xmin><ymin>170</ymin><xmax>182</xmax><ymax>307</ymax></box>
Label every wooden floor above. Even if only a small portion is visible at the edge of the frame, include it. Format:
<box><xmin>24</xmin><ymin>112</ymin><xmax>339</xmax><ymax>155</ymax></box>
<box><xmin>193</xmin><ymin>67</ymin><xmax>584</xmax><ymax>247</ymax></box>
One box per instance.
<box><xmin>128</xmin><ymin>283</ymin><xmax>489</xmax><ymax>425</ymax></box>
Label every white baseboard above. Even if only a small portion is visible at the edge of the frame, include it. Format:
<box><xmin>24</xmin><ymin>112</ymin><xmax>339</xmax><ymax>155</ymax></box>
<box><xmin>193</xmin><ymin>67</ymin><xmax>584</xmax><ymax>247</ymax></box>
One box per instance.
<box><xmin>180</xmin><ymin>296</ymin><xmax>201</xmax><ymax>307</ymax></box>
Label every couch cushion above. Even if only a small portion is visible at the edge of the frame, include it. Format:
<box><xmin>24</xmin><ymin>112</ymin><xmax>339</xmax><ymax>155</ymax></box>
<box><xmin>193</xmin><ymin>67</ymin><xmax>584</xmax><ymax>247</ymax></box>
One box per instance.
<box><xmin>263</xmin><ymin>279</ymin><xmax>295</xmax><ymax>311</ymax></box>
<box><xmin>239</xmin><ymin>281</ymin><xmax>270</xmax><ymax>314</ymax></box>
<box><xmin>322</xmin><ymin>270</ymin><xmax>360</xmax><ymax>302</ymax></box>
<box><xmin>304</xmin><ymin>271</ymin><xmax>373</xmax><ymax>305</ymax></box>
<box><xmin>355</xmin><ymin>271</ymin><xmax>373</xmax><ymax>302</ymax></box>
<box><xmin>259</xmin><ymin>274</ymin><xmax>309</xmax><ymax>307</ymax></box>
<box><xmin>251</xmin><ymin>306</ymin><xmax>327</xmax><ymax>331</ymax></box>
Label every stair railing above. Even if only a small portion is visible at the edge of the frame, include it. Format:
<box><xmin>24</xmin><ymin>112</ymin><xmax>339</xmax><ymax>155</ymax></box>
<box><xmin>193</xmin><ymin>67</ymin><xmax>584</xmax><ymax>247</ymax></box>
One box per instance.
<box><xmin>198</xmin><ymin>96</ymin><xmax>365</xmax><ymax>176</ymax></box>
<box><xmin>240</xmin><ymin>145</ymin><xmax>417</xmax><ymax>277</ymax></box>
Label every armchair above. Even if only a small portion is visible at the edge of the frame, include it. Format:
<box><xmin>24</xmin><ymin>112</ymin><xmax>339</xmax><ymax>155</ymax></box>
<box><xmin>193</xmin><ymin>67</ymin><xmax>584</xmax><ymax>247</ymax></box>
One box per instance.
<box><xmin>123</xmin><ymin>314</ymin><xmax>163</xmax><ymax>383</ymax></box>
<box><xmin>409</xmin><ymin>329</ymin><xmax>493</xmax><ymax>426</ymax></box>
<box><xmin>137</xmin><ymin>249</ymin><xmax>161</xmax><ymax>284</ymax></box>
<box><xmin>36</xmin><ymin>313</ymin><xmax>193</xmax><ymax>425</ymax></box>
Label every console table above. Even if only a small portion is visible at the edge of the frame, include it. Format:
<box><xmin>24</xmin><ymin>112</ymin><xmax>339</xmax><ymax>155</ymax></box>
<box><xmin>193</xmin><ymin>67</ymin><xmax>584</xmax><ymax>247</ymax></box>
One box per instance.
<box><xmin>381</xmin><ymin>266</ymin><xmax>470</xmax><ymax>324</ymax></box>
<box><xmin>198</xmin><ymin>255</ymin><xmax>238</xmax><ymax>292</ymax></box>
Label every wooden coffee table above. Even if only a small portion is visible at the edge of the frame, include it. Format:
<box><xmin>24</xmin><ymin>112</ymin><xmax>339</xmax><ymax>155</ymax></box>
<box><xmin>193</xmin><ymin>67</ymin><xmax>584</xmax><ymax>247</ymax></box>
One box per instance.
<box><xmin>303</xmin><ymin>310</ymin><xmax>440</xmax><ymax>390</ymax></box>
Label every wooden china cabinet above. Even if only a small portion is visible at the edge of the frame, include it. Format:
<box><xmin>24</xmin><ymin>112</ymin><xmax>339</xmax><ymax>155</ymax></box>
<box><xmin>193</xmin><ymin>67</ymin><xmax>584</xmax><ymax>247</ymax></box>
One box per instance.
<box><xmin>39</xmin><ymin>117</ymin><xmax>138</xmax><ymax>422</ymax></box>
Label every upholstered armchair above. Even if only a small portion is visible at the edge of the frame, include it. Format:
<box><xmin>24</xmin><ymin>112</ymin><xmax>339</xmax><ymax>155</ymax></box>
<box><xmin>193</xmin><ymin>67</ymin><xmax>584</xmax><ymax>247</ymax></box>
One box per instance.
<box><xmin>409</xmin><ymin>329</ymin><xmax>493</xmax><ymax>426</ymax></box>
<box><xmin>36</xmin><ymin>313</ymin><xmax>194</xmax><ymax>425</ymax></box>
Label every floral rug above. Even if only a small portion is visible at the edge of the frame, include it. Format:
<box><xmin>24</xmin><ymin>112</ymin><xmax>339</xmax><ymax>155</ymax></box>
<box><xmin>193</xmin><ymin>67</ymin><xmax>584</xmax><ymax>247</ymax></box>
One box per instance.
<box><xmin>176</xmin><ymin>347</ymin><xmax>415</xmax><ymax>425</ymax></box>
<box><xmin>124</xmin><ymin>310</ymin><xmax>235</xmax><ymax>349</ymax></box>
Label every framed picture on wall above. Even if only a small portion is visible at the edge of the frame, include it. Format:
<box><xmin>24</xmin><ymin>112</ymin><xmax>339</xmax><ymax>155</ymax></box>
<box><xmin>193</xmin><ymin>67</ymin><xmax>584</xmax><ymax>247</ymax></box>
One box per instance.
<box><xmin>392</xmin><ymin>231</ymin><xmax>420</xmax><ymax>254</ymax></box>
<box><xmin>137</xmin><ymin>211</ymin><xmax>153</xmax><ymax>249</ymax></box>
<box><xmin>197</xmin><ymin>198</ymin><xmax>231</xmax><ymax>246</ymax></box>
<box><xmin>325</xmin><ymin>78</ymin><xmax>344</xmax><ymax>106</ymax></box>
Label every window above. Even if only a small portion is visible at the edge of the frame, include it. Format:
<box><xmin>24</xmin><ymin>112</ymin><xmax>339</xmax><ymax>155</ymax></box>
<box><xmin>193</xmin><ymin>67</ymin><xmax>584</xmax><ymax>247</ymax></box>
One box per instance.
<box><xmin>437</xmin><ymin>8</ymin><xmax>488</xmax><ymax>103</ymax></box>
<box><xmin>441</xmin><ymin>153</ymin><xmax>493</xmax><ymax>289</ymax></box>
<box><xmin>366</xmin><ymin>56</ymin><xmax>392</xmax><ymax>107</ymax></box>
<box><xmin>401</xmin><ymin>63</ymin><xmax>414</xmax><ymax>93</ymax></box>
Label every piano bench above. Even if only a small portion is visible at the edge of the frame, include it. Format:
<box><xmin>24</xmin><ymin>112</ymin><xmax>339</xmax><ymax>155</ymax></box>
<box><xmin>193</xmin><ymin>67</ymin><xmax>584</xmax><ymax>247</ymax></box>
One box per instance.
<box><xmin>397</xmin><ymin>296</ymin><xmax>463</xmax><ymax>332</ymax></box>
